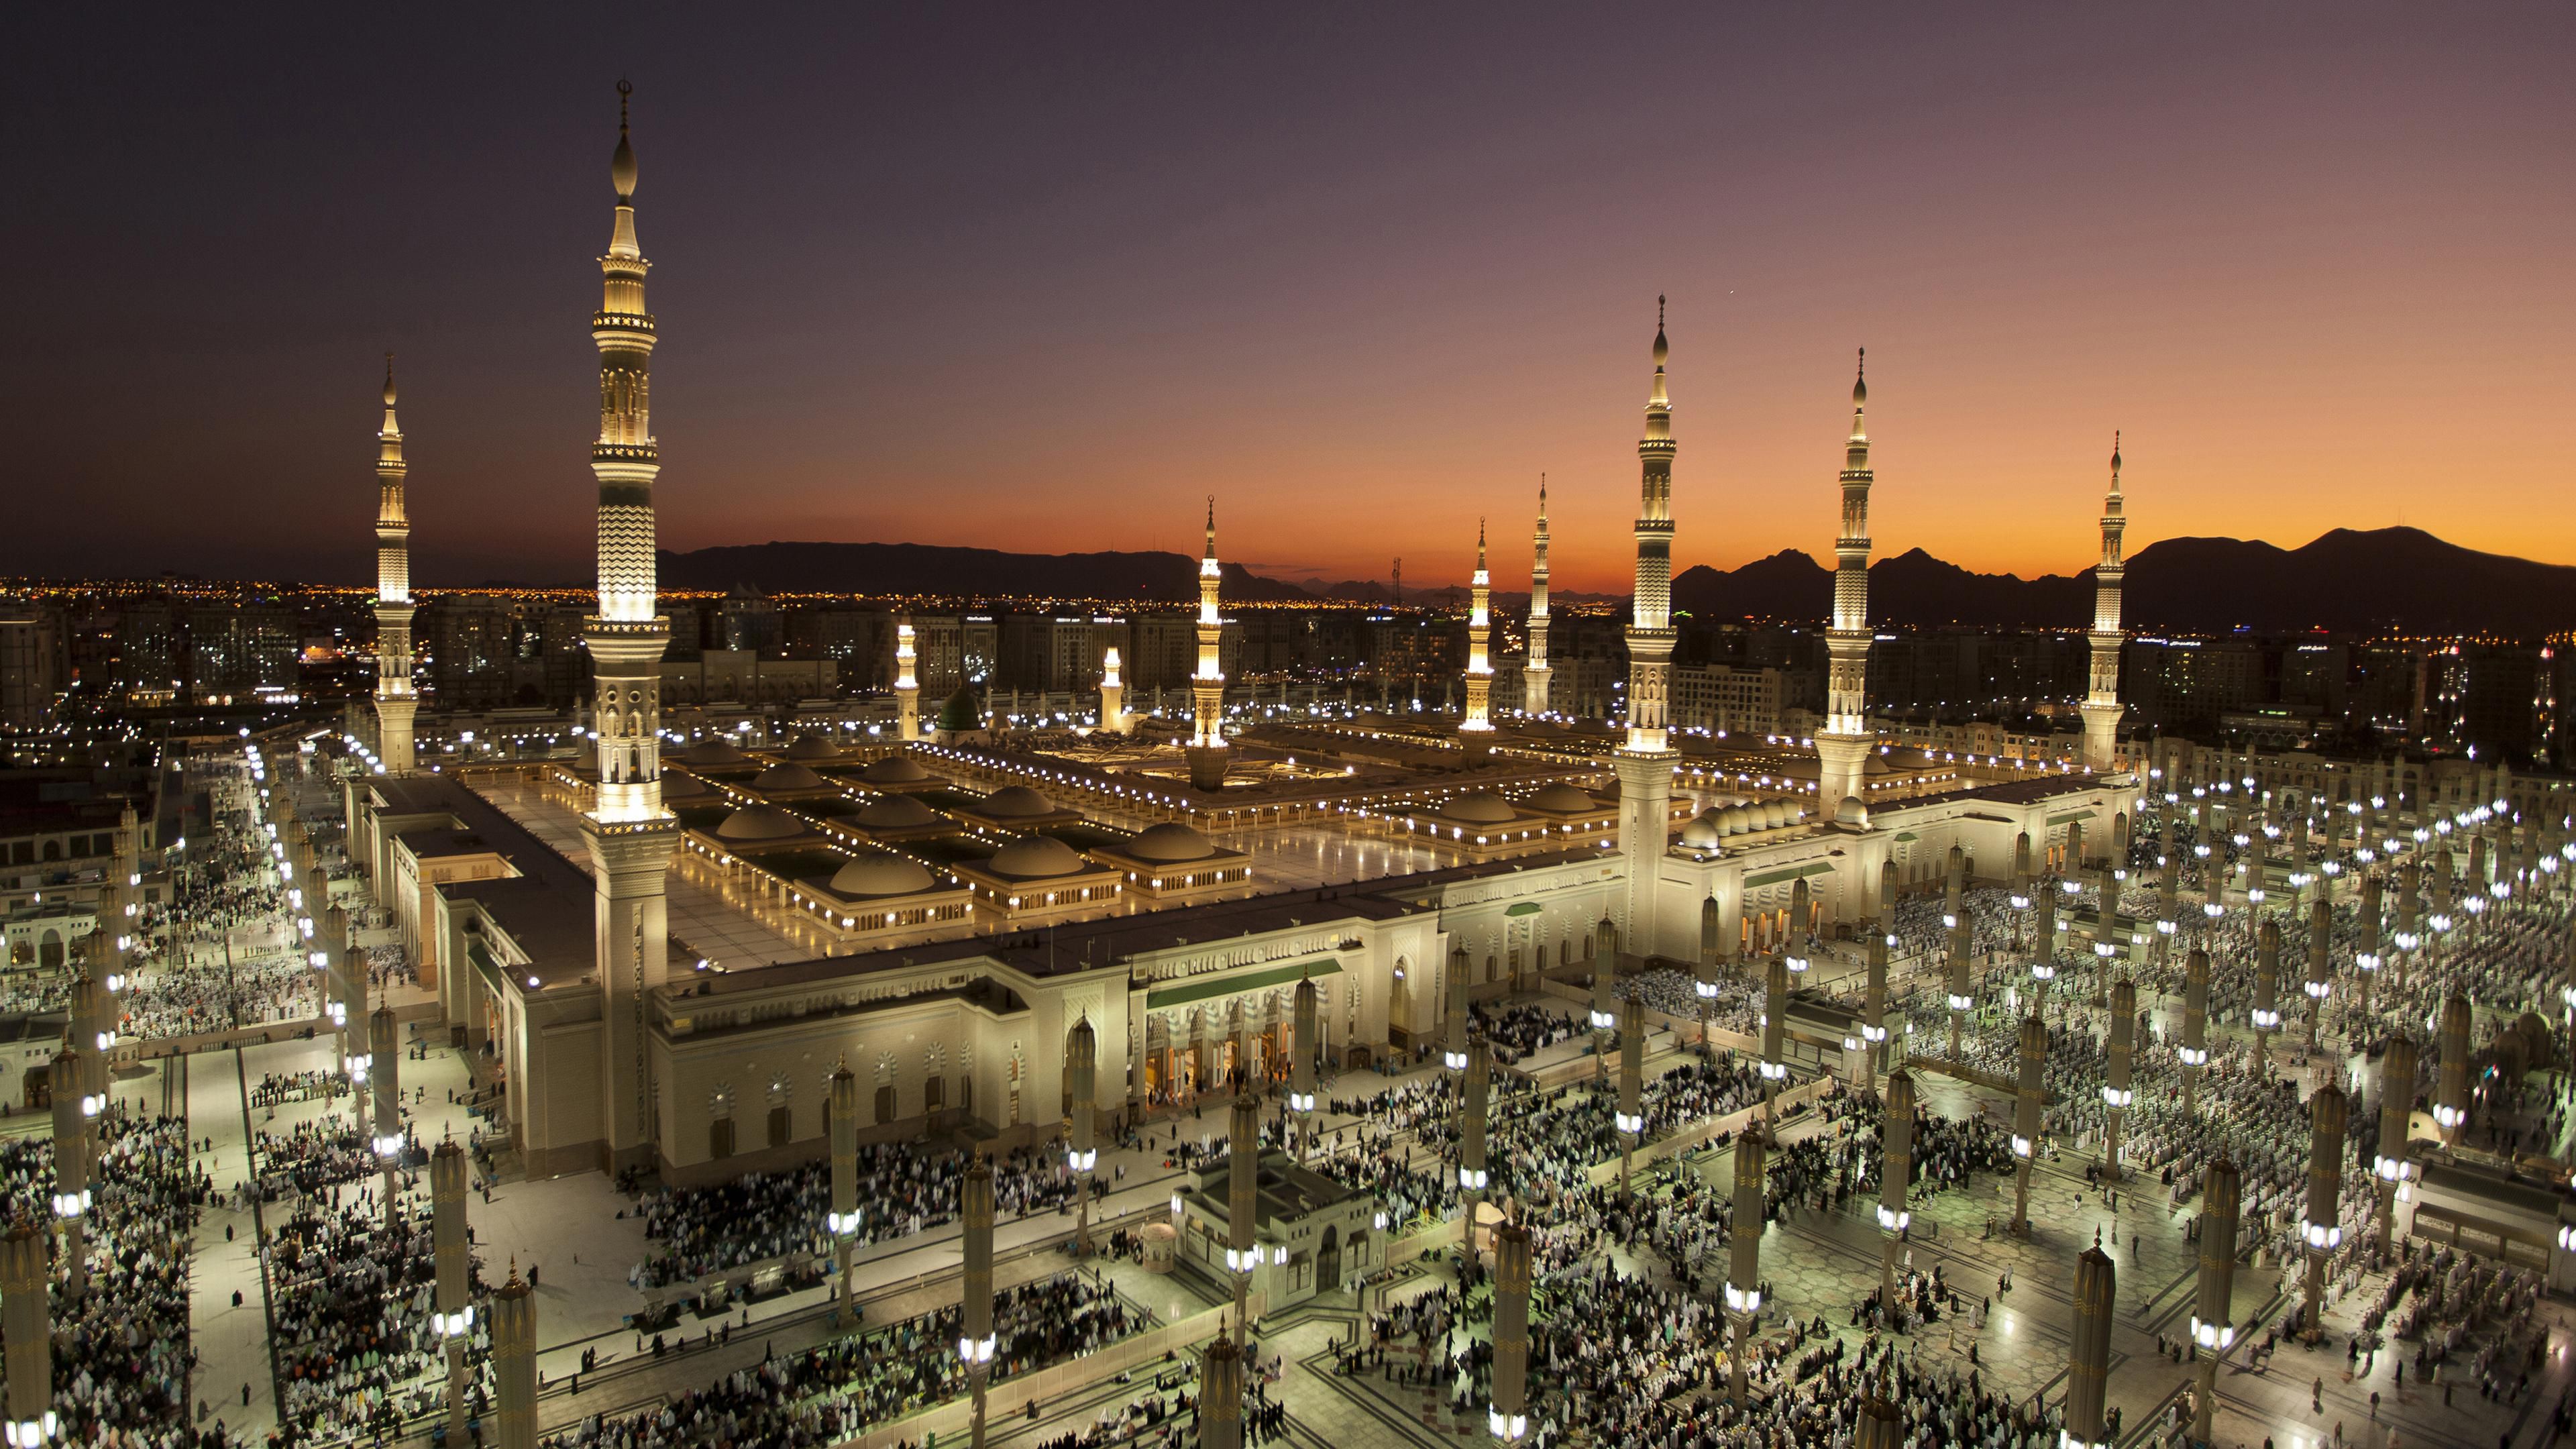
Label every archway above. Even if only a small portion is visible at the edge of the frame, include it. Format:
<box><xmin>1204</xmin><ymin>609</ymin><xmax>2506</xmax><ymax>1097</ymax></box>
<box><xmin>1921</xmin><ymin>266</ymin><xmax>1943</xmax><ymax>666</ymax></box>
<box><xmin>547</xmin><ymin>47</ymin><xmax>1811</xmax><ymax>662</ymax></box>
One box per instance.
<box><xmin>1318</xmin><ymin>1224</ymin><xmax>1342</xmax><ymax>1290</ymax></box>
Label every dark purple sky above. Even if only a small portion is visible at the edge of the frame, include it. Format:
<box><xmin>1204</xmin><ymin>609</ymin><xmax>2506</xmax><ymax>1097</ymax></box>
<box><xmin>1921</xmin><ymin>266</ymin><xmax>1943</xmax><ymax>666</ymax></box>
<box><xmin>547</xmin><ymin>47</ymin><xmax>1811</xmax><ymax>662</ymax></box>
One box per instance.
<box><xmin>8</xmin><ymin>5</ymin><xmax>2571</xmax><ymax>592</ymax></box>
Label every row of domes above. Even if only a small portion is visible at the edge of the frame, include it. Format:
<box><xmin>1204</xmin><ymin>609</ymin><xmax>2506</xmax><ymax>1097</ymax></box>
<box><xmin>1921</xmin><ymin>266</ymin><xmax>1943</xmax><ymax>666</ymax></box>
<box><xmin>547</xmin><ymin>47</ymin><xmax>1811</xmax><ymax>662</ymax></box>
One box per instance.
<box><xmin>1430</xmin><ymin>782</ymin><xmax>1603</xmax><ymax>824</ymax></box>
<box><xmin>1678</xmin><ymin>798</ymin><xmax>1807</xmax><ymax>848</ymax></box>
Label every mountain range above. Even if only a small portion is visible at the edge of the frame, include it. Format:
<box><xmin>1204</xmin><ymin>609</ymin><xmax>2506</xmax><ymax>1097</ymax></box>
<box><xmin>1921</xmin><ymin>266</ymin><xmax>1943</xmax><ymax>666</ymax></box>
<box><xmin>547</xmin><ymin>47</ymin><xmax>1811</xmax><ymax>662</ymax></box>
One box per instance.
<box><xmin>658</xmin><ymin>527</ymin><xmax>2576</xmax><ymax>635</ymax></box>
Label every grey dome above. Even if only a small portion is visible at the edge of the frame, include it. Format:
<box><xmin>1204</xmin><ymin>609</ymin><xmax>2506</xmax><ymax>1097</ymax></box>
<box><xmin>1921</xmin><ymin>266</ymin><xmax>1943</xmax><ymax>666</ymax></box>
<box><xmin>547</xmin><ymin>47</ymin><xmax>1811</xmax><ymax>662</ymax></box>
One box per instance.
<box><xmin>986</xmin><ymin>837</ymin><xmax>1085</xmax><ymax>880</ymax></box>
<box><xmin>753</xmin><ymin>763</ymin><xmax>826</xmax><ymax>792</ymax></box>
<box><xmin>978</xmin><ymin>786</ymin><xmax>1055</xmax><ymax>818</ymax></box>
<box><xmin>859</xmin><ymin>755</ymin><xmax>931</xmax><ymax>784</ymax></box>
<box><xmin>716</xmin><ymin>804</ymin><xmax>803</xmax><ymax>843</ymax></box>
<box><xmin>857</xmin><ymin>794</ymin><xmax>937</xmax><ymax>829</ymax></box>
<box><xmin>828</xmin><ymin>853</ymin><xmax>935</xmax><ymax>898</ymax></box>
<box><xmin>1126</xmin><ymin>822</ymin><xmax>1216</xmax><ymax>863</ymax></box>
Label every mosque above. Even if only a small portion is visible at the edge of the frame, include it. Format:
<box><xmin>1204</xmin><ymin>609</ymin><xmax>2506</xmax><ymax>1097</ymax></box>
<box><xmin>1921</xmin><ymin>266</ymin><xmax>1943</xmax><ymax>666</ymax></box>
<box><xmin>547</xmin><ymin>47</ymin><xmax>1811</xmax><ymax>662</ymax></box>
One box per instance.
<box><xmin>337</xmin><ymin>90</ymin><xmax>2136</xmax><ymax>1186</ymax></box>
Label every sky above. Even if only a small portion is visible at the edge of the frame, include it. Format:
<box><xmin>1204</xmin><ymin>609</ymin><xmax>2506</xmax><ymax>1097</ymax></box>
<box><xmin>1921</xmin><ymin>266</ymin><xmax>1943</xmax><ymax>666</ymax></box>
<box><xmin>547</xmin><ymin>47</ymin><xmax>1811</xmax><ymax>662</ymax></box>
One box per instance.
<box><xmin>5</xmin><ymin>5</ymin><xmax>2571</xmax><ymax>594</ymax></box>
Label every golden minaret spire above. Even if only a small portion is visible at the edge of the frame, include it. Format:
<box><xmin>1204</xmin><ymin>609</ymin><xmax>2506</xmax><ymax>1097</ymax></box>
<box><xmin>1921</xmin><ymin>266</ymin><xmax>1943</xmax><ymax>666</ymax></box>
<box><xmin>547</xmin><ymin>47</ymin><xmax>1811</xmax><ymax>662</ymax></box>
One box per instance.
<box><xmin>1524</xmin><ymin>475</ymin><xmax>1552</xmax><ymax>716</ymax></box>
<box><xmin>576</xmin><ymin>79</ymin><xmax>680</xmax><ymax>1174</ymax></box>
<box><xmin>372</xmin><ymin>352</ymin><xmax>416</xmax><ymax>774</ymax></box>
<box><xmin>1815</xmin><ymin>347</ymin><xmax>1876</xmax><ymax>820</ymax></box>
<box><xmin>2080</xmin><ymin>431</ymin><xmax>2129</xmax><ymax>770</ymax></box>
<box><xmin>1186</xmin><ymin>496</ymin><xmax>1229</xmax><ymax>790</ymax></box>
<box><xmin>1462</xmin><ymin>516</ymin><xmax>1493</xmax><ymax>735</ymax></box>
<box><xmin>1615</xmin><ymin>299</ymin><xmax>1680</xmax><ymax>957</ymax></box>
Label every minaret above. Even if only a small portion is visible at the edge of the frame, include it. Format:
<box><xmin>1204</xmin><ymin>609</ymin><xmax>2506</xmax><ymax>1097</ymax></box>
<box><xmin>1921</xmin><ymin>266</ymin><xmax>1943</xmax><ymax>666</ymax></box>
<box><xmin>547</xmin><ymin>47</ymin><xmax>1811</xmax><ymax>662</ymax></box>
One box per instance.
<box><xmin>1815</xmin><ymin>350</ymin><xmax>1875</xmax><ymax>817</ymax></box>
<box><xmin>372</xmin><ymin>355</ymin><xmax>417</xmax><ymax>774</ymax></box>
<box><xmin>1097</xmin><ymin>644</ymin><xmax>1125</xmax><ymax>733</ymax></box>
<box><xmin>1523</xmin><ymin>477</ymin><xmax>1552</xmax><ymax>716</ymax></box>
<box><xmin>894</xmin><ymin>614</ymin><xmax>920</xmax><ymax>741</ymax></box>
<box><xmin>1614</xmin><ymin>301</ymin><xmax>1679</xmax><ymax>957</ymax></box>
<box><xmin>578</xmin><ymin>81</ymin><xmax>679</xmax><ymax>1172</ymax></box>
<box><xmin>1187</xmin><ymin>498</ymin><xmax>1228</xmax><ymax>790</ymax></box>
<box><xmin>1461</xmin><ymin>518</ymin><xmax>1494</xmax><ymax>735</ymax></box>
<box><xmin>2080</xmin><ymin>433</ymin><xmax>2128</xmax><ymax>770</ymax></box>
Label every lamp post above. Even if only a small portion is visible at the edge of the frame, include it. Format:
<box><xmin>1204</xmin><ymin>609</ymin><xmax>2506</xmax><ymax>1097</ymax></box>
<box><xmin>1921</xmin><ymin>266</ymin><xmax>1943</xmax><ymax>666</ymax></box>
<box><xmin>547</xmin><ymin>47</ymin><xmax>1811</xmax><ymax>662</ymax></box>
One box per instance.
<box><xmin>492</xmin><ymin>1265</ymin><xmax>537</xmax><ymax>1449</ymax></box>
<box><xmin>1724</xmin><ymin>1126</ymin><xmax>1768</xmax><ymax>1403</ymax></box>
<box><xmin>2179</xmin><ymin>949</ymin><xmax>2210</xmax><ymax>1114</ymax></box>
<box><xmin>1068</xmin><ymin>1016</ymin><xmax>1098</xmax><ymax>1258</ymax></box>
<box><xmin>1697</xmin><ymin>895</ymin><xmax>1721</xmax><ymax>1047</ymax></box>
<box><xmin>1489</xmin><ymin>1214</ymin><xmax>1529</xmax><ymax>1442</ymax></box>
<box><xmin>2434</xmin><ymin>996</ymin><xmax>2471</xmax><ymax>1146</ymax></box>
<box><xmin>1589</xmin><ymin>921</ymin><xmax>1615</xmax><ymax>1085</ymax></box>
<box><xmin>1460</xmin><ymin>1035</ymin><xmax>1491</xmax><ymax>1239</ymax></box>
<box><xmin>2250</xmin><ymin>919</ymin><xmax>2283</xmax><ymax>1074</ymax></box>
<box><xmin>1876</xmin><ymin>1069</ymin><xmax>1913</xmax><ymax>1309</ymax></box>
<box><xmin>1290</xmin><ymin>973</ymin><xmax>1318</xmax><ymax>1162</ymax></box>
<box><xmin>961</xmin><ymin>1155</ymin><xmax>996</xmax><ymax>1449</ymax></box>
<box><xmin>2029</xmin><ymin>888</ymin><xmax>2058</xmax><ymax>1015</ymax></box>
<box><xmin>49</xmin><ymin>1043</ymin><xmax>89</xmax><ymax>1297</ymax></box>
<box><xmin>2009</xmin><ymin>1012</ymin><xmax>2045</xmax><ymax>1236</ymax></box>
<box><xmin>2190</xmin><ymin>1157</ymin><xmax>2241</xmax><ymax>1444</ymax></box>
<box><xmin>372</xmin><ymin>1005</ymin><xmax>402</xmax><ymax>1228</ymax></box>
<box><xmin>1199</xmin><ymin>1330</ymin><xmax>1243</xmax><ymax>1449</ymax></box>
<box><xmin>2064</xmin><ymin>1237</ymin><xmax>2116</xmax><ymax>1449</ymax></box>
<box><xmin>827</xmin><ymin>1063</ymin><xmax>859</xmax><ymax>1324</ymax></box>
<box><xmin>2354</xmin><ymin>871</ymin><xmax>2383</xmax><ymax>1025</ymax></box>
<box><xmin>432</xmin><ymin>1139</ymin><xmax>472</xmax><ymax>1441</ymax></box>
<box><xmin>1944</xmin><ymin>845</ymin><xmax>1970</xmax><ymax>1060</ymax></box>
<box><xmin>1759</xmin><ymin>955</ymin><xmax>1788</xmax><ymax>1122</ymax></box>
<box><xmin>2374</xmin><ymin>1035</ymin><xmax>2418</xmax><ymax>1256</ymax></box>
<box><xmin>1617</xmin><ymin>996</ymin><xmax>1644</xmax><ymax>1195</ymax></box>
<box><xmin>2304</xmin><ymin>897</ymin><xmax>2335</xmax><ymax>1055</ymax></box>
<box><xmin>1444</xmin><ymin>940</ymin><xmax>1471</xmax><ymax>1073</ymax></box>
<box><xmin>2102</xmin><ymin>979</ymin><xmax>2135</xmax><ymax>1179</ymax></box>
<box><xmin>1854</xmin><ymin>1397</ymin><xmax>1902</xmax><ymax>1449</ymax></box>
<box><xmin>2300</xmin><ymin>1084</ymin><xmax>2349</xmax><ymax>1342</ymax></box>
<box><xmin>1227</xmin><ymin>1091</ymin><xmax>1258</xmax><ymax>1342</ymax></box>
<box><xmin>1</xmin><ymin>1221</ymin><xmax>56</xmax><ymax>1449</ymax></box>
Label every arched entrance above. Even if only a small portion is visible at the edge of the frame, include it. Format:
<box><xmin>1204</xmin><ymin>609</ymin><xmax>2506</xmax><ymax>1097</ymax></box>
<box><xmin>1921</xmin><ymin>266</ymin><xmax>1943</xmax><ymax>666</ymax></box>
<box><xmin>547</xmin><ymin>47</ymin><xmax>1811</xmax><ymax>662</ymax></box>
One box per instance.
<box><xmin>1318</xmin><ymin>1224</ymin><xmax>1342</xmax><ymax>1291</ymax></box>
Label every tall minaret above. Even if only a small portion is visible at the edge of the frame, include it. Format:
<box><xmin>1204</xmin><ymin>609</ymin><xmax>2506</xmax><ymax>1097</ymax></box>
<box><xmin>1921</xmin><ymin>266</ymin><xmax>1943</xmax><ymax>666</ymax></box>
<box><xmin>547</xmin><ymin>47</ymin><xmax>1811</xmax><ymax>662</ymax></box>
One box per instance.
<box><xmin>1186</xmin><ymin>498</ymin><xmax>1228</xmax><ymax>790</ymax></box>
<box><xmin>372</xmin><ymin>354</ymin><xmax>417</xmax><ymax>775</ymax></box>
<box><xmin>1098</xmin><ymin>645</ymin><xmax>1126</xmax><ymax>733</ymax></box>
<box><xmin>578</xmin><ymin>81</ymin><xmax>678</xmax><ymax>1173</ymax></box>
<box><xmin>1815</xmin><ymin>351</ymin><xmax>1876</xmax><ymax>818</ymax></box>
<box><xmin>1523</xmin><ymin>477</ymin><xmax>1552</xmax><ymax>717</ymax></box>
<box><xmin>1462</xmin><ymin>518</ymin><xmax>1494</xmax><ymax>735</ymax></box>
<box><xmin>2080</xmin><ymin>433</ymin><xmax>2128</xmax><ymax>771</ymax></box>
<box><xmin>893</xmin><ymin>614</ymin><xmax>920</xmax><ymax>741</ymax></box>
<box><xmin>1615</xmin><ymin>301</ymin><xmax>1679</xmax><ymax>957</ymax></box>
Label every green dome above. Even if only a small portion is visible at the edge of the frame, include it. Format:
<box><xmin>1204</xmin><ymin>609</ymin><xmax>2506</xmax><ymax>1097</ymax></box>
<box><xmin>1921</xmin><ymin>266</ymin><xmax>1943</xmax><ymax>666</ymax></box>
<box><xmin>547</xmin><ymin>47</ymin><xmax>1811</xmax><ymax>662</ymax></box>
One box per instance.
<box><xmin>935</xmin><ymin>686</ymin><xmax>982</xmax><ymax>735</ymax></box>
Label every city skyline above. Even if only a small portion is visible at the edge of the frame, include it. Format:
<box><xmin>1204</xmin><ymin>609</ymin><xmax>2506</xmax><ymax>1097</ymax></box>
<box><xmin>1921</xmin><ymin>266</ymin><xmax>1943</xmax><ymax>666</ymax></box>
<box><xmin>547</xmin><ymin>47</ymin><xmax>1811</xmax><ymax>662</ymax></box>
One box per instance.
<box><xmin>10</xmin><ymin>7</ymin><xmax>2571</xmax><ymax>592</ymax></box>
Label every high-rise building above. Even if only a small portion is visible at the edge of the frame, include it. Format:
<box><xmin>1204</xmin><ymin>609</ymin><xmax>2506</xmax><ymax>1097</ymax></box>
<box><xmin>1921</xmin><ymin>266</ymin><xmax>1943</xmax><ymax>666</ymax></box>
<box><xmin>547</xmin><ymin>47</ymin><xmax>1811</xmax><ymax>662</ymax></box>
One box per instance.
<box><xmin>0</xmin><ymin>606</ymin><xmax>65</xmax><ymax>730</ymax></box>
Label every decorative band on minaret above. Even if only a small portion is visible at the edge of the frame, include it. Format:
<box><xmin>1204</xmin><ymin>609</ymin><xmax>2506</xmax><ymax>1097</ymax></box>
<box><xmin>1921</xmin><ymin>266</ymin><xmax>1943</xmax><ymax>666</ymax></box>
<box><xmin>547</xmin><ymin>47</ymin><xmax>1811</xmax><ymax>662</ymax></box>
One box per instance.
<box><xmin>1462</xmin><ymin>517</ymin><xmax>1493</xmax><ymax>735</ymax></box>
<box><xmin>372</xmin><ymin>354</ymin><xmax>417</xmax><ymax>775</ymax></box>
<box><xmin>1614</xmin><ymin>301</ymin><xmax>1679</xmax><ymax>957</ymax></box>
<box><xmin>1523</xmin><ymin>476</ymin><xmax>1551</xmax><ymax>717</ymax></box>
<box><xmin>1187</xmin><ymin>498</ymin><xmax>1228</xmax><ymax>790</ymax></box>
<box><xmin>1815</xmin><ymin>350</ymin><xmax>1874</xmax><ymax>819</ymax></box>
<box><xmin>578</xmin><ymin>80</ymin><xmax>680</xmax><ymax>1174</ymax></box>
<box><xmin>2080</xmin><ymin>433</ymin><xmax>2127</xmax><ymax>771</ymax></box>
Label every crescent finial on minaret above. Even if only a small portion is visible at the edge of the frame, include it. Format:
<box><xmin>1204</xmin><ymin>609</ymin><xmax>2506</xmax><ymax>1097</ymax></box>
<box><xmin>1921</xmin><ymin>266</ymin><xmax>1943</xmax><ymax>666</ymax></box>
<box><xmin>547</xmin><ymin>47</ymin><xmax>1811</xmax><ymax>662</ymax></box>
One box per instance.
<box><xmin>612</xmin><ymin>80</ymin><xmax>638</xmax><ymax>199</ymax></box>
<box><xmin>382</xmin><ymin>352</ymin><xmax>396</xmax><ymax>406</ymax></box>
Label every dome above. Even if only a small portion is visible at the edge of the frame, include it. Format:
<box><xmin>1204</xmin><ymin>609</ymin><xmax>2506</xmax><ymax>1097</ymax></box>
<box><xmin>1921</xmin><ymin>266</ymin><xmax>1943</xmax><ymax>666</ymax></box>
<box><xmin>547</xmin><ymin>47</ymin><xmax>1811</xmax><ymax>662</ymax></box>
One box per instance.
<box><xmin>828</xmin><ymin>853</ymin><xmax>935</xmax><ymax>898</ymax></box>
<box><xmin>1679</xmin><ymin>814</ymin><xmax>1724</xmax><ymax>849</ymax></box>
<box><xmin>977</xmin><ymin>786</ymin><xmax>1057</xmax><ymax>818</ymax></box>
<box><xmin>1439</xmin><ymin>792</ymin><xmax>1517</xmax><ymax>825</ymax></box>
<box><xmin>859</xmin><ymin>755</ymin><xmax>931</xmax><ymax>784</ymax></box>
<box><xmin>1835</xmin><ymin>796</ymin><xmax>1870</xmax><ymax>829</ymax></box>
<box><xmin>1762</xmin><ymin>801</ymin><xmax>1788</xmax><ymax>829</ymax></box>
<box><xmin>1719</xmin><ymin>806</ymin><xmax>1748</xmax><ymax>835</ymax></box>
<box><xmin>1528</xmin><ymin>783</ymin><xmax>1597</xmax><ymax>814</ymax></box>
<box><xmin>785</xmin><ymin>733</ymin><xmax>837</xmax><ymax>761</ymax></box>
<box><xmin>1126</xmin><ymin>822</ymin><xmax>1216</xmax><ymax>863</ymax></box>
<box><xmin>753</xmin><ymin>763</ymin><xmax>826</xmax><ymax>792</ymax></box>
<box><xmin>716</xmin><ymin>804</ymin><xmax>804</xmax><ymax>843</ymax></box>
<box><xmin>857</xmin><ymin>794</ymin><xmax>937</xmax><ymax>830</ymax></box>
<box><xmin>680</xmin><ymin>739</ymin><xmax>751</xmax><ymax>765</ymax></box>
<box><xmin>985</xmin><ymin>837</ymin><xmax>1085</xmax><ymax>880</ymax></box>
<box><xmin>659</xmin><ymin>772</ymin><xmax>717</xmax><ymax>802</ymax></box>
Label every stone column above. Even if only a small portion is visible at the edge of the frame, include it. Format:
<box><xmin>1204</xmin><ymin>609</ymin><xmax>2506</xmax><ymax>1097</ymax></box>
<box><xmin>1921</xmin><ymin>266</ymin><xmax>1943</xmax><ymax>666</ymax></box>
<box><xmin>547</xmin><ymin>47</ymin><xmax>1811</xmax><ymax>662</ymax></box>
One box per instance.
<box><xmin>1854</xmin><ymin>1397</ymin><xmax>1902</xmax><ymax>1449</ymax></box>
<box><xmin>1589</xmin><ymin>929</ymin><xmax>1615</xmax><ymax>1084</ymax></box>
<box><xmin>49</xmin><ymin>1043</ymin><xmax>87</xmax><ymax>1297</ymax></box>
<box><xmin>1861</xmin><ymin>918</ymin><xmax>1888</xmax><ymax>1090</ymax></box>
<box><xmin>2353</xmin><ymin>871</ymin><xmax>2383</xmax><ymax>1022</ymax></box>
<box><xmin>1198</xmin><ymin>1331</ymin><xmax>1243</xmax><ymax>1449</ymax></box>
<box><xmin>1290</xmin><ymin>975</ymin><xmax>1318</xmax><ymax>1161</ymax></box>
<box><xmin>2301</xmin><ymin>1083</ymin><xmax>2349</xmax><ymax>1340</ymax></box>
<box><xmin>2304</xmin><ymin>897</ymin><xmax>2334</xmax><ymax>1053</ymax></box>
<box><xmin>2065</xmin><ymin>1239</ymin><xmax>2116</xmax><ymax>1448</ymax></box>
<box><xmin>1489</xmin><ymin>1216</ymin><xmax>1529</xmax><ymax>1441</ymax></box>
<box><xmin>963</xmin><ymin>1155</ymin><xmax>995</xmax><ymax>1449</ymax></box>
<box><xmin>1877</xmin><ymin>1069</ymin><xmax>1914</xmax><ymax>1307</ymax></box>
<box><xmin>1944</xmin><ymin>845</ymin><xmax>1968</xmax><ymax>1059</ymax></box>
<box><xmin>1759</xmin><ymin>955</ymin><xmax>1788</xmax><ymax>1120</ymax></box>
<box><xmin>2373</xmin><ymin>1035</ymin><xmax>2417</xmax><ymax>1254</ymax></box>
<box><xmin>1697</xmin><ymin>895</ymin><xmax>1721</xmax><ymax>1045</ymax></box>
<box><xmin>1</xmin><ymin>1220</ymin><xmax>54</xmax><ymax>1448</ymax></box>
<box><xmin>1725</xmin><ymin>1126</ymin><xmax>1768</xmax><ymax>1402</ymax></box>
<box><xmin>2029</xmin><ymin>887</ymin><xmax>2058</xmax><ymax>1013</ymax></box>
<box><xmin>491</xmin><ymin>1266</ymin><xmax>537</xmax><ymax>1449</ymax></box>
<box><xmin>433</xmin><ymin>1139</ymin><xmax>471</xmax><ymax>1439</ymax></box>
<box><xmin>2192</xmin><ymin>1157</ymin><xmax>2242</xmax><ymax>1442</ymax></box>
<box><xmin>1444</xmin><ymin>941</ymin><xmax>1471</xmax><ymax>1072</ymax></box>
<box><xmin>2010</xmin><ymin>1012</ymin><xmax>2045</xmax><ymax>1235</ymax></box>
<box><xmin>2251</xmin><ymin>919</ymin><xmax>2283</xmax><ymax>1072</ymax></box>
